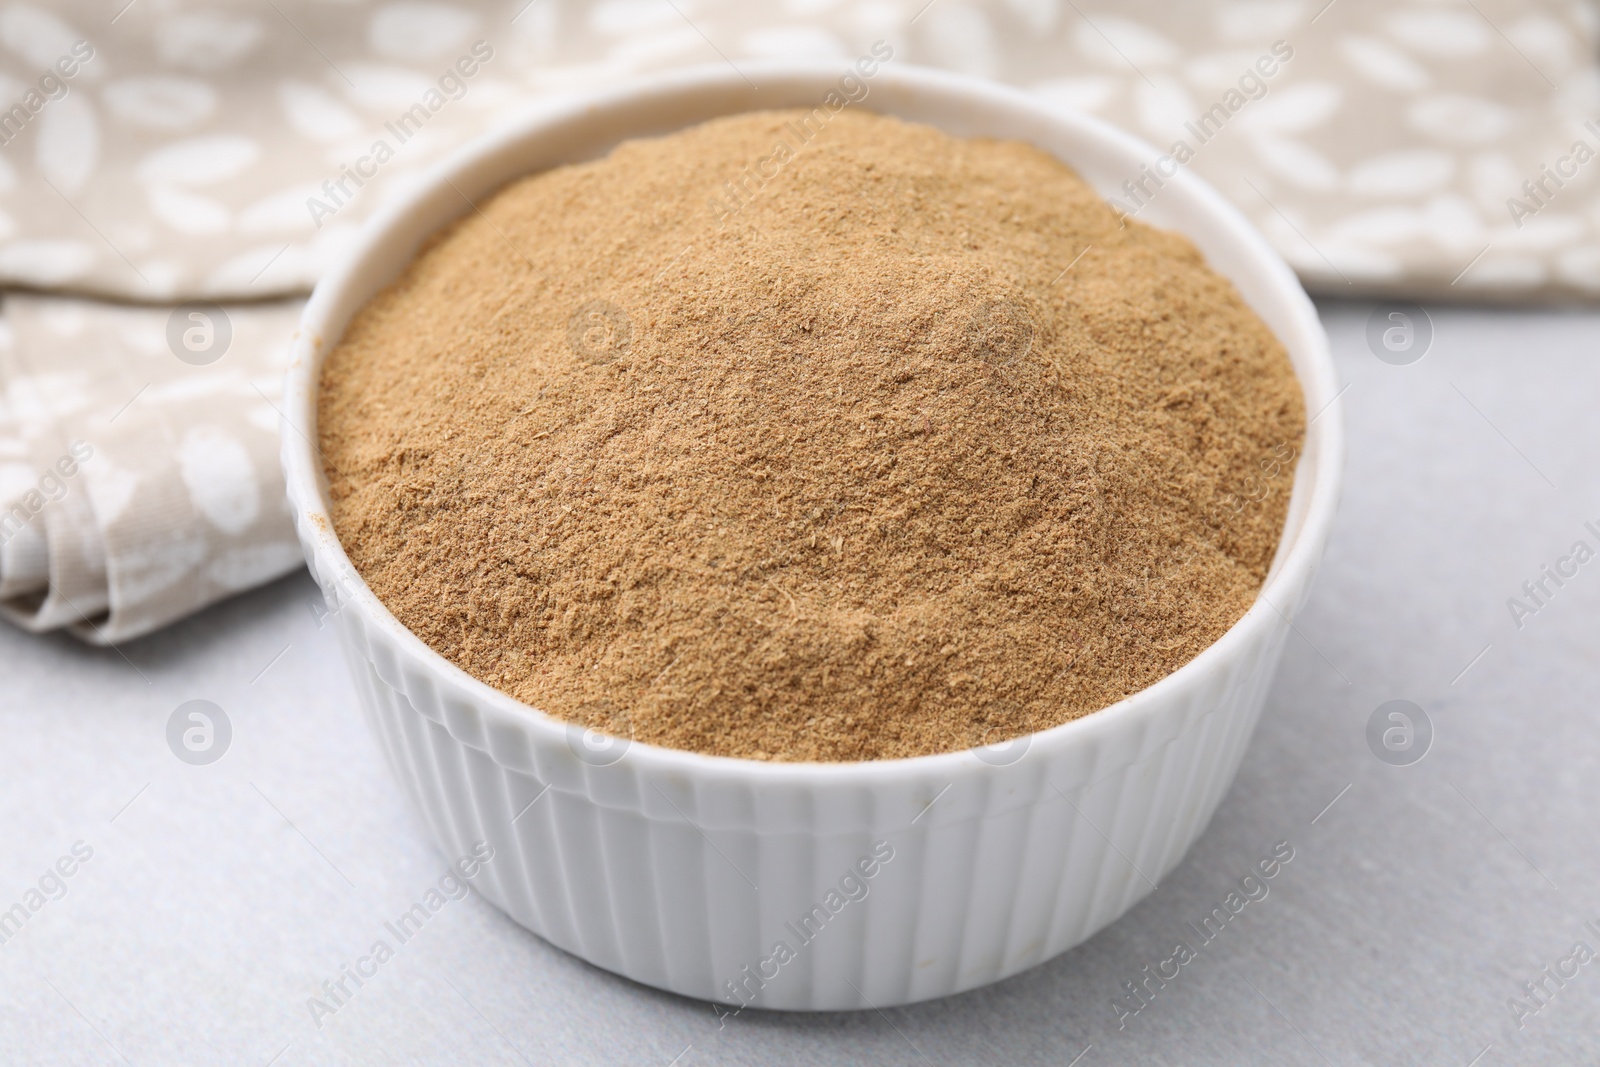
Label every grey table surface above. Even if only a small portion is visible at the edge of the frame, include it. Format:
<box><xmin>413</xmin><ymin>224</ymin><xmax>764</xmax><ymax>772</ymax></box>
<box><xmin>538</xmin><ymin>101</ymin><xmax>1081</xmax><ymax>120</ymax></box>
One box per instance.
<box><xmin>3</xmin><ymin>298</ymin><xmax>1598</xmax><ymax>1066</ymax></box>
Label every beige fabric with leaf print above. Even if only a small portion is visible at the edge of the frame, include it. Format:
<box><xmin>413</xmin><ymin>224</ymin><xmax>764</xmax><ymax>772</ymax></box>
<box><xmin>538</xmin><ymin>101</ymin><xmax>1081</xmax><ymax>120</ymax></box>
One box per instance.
<box><xmin>0</xmin><ymin>296</ymin><xmax>302</xmax><ymax>641</ymax></box>
<box><xmin>1</xmin><ymin>0</ymin><xmax>1595</xmax><ymax>642</ymax></box>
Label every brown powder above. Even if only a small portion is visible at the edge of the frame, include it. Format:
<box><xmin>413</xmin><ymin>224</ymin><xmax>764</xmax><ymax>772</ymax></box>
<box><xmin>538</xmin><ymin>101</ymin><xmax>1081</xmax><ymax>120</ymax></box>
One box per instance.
<box><xmin>318</xmin><ymin>109</ymin><xmax>1304</xmax><ymax>763</ymax></box>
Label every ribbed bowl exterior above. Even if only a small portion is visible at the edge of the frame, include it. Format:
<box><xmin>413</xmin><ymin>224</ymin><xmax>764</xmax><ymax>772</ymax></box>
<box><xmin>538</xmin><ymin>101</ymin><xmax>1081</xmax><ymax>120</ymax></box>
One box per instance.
<box><xmin>322</xmin><ymin>566</ymin><xmax>1293</xmax><ymax>1009</ymax></box>
<box><xmin>283</xmin><ymin>63</ymin><xmax>1341</xmax><ymax>1011</ymax></box>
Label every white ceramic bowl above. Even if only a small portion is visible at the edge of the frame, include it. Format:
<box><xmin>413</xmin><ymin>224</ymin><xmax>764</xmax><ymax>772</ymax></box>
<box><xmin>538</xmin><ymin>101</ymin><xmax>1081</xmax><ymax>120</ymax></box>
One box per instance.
<box><xmin>282</xmin><ymin>61</ymin><xmax>1342</xmax><ymax>1011</ymax></box>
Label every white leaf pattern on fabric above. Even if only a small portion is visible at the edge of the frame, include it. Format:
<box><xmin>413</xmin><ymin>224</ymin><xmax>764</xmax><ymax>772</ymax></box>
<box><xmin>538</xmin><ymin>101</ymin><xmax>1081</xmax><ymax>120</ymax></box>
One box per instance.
<box><xmin>1467</xmin><ymin>151</ymin><xmax>1521</xmax><ymax>212</ymax></box>
<box><xmin>1249</xmin><ymin>136</ymin><xmax>1340</xmax><ymax>190</ymax></box>
<box><xmin>246</xmin><ymin>402</ymin><xmax>279</xmax><ymax>432</ymax></box>
<box><xmin>1505</xmin><ymin>16</ymin><xmax>1575</xmax><ymax>75</ymax></box>
<box><xmin>0</xmin><ymin>6</ymin><xmax>91</xmax><ymax>78</ymax></box>
<box><xmin>83</xmin><ymin>459</ymin><xmax>139</xmax><ymax>527</ymax></box>
<box><xmin>1348</xmin><ymin>149</ymin><xmax>1454</xmax><ymax>196</ymax></box>
<box><xmin>206</xmin><ymin>540</ymin><xmax>305</xmax><ymax>590</ymax></box>
<box><xmin>1183</xmin><ymin>50</ymin><xmax>1272</xmax><ymax>90</ymax></box>
<box><xmin>0</xmin><ymin>460</ymin><xmax>33</xmax><ymax>500</ymax></box>
<box><xmin>1074</xmin><ymin>16</ymin><xmax>1178</xmax><ymax>68</ymax></box>
<box><xmin>205</xmin><ymin>241</ymin><xmax>319</xmax><ymax>292</ymax></box>
<box><xmin>1557</xmin><ymin>245</ymin><xmax>1600</xmax><ymax>288</ymax></box>
<box><xmin>137</xmin><ymin>136</ymin><xmax>262</xmax><ymax>187</ymax></box>
<box><xmin>1385</xmin><ymin>9</ymin><xmax>1490</xmax><ymax>57</ymax></box>
<box><xmin>1005</xmin><ymin>0</ymin><xmax>1061</xmax><ymax>35</ymax></box>
<box><xmin>1420</xmin><ymin>194</ymin><xmax>1486</xmax><ymax>252</ymax></box>
<box><xmin>147</xmin><ymin>185</ymin><xmax>232</xmax><ymax>235</ymax></box>
<box><xmin>156</xmin><ymin>12</ymin><xmax>265</xmax><ymax>72</ymax></box>
<box><xmin>369</xmin><ymin>3</ymin><xmax>481</xmax><ymax>61</ymax></box>
<box><xmin>102</xmin><ymin>78</ymin><xmax>218</xmax><ymax>130</ymax></box>
<box><xmin>1214</xmin><ymin>1</ymin><xmax>1305</xmax><ymax>42</ymax></box>
<box><xmin>739</xmin><ymin>25</ymin><xmax>849</xmax><ymax>59</ymax></box>
<box><xmin>1458</xmin><ymin>255</ymin><xmax>1543</xmax><ymax>288</ymax></box>
<box><xmin>1493</xmin><ymin>214</ymin><xmax>1587</xmax><ymax>251</ymax></box>
<box><xmin>1328</xmin><ymin>206</ymin><xmax>1425</xmax><ymax>246</ymax></box>
<box><xmin>1337</xmin><ymin>34</ymin><xmax>1429</xmax><ymax>92</ymax></box>
<box><xmin>609</xmin><ymin>27</ymin><xmax>705</xmax><ymax>66</ymax></box>
<box><xmin>179</xmin><ymin>425</ymin><xmax>261</xmax><ymax>535</ymax></box>
<box><xmin>921</xmin><ymin>4</ymin><xmax>1002</xmax><ymax>77</ymax></box>
<box><xmin>1135</xmin><ymin>74</ymin><xmax>1195</xmax><ymax>140</ymax></box>
<box><xmin>279</xmin><ymin>81</ymin><xmax>365</xmax><ymax>143</ymax></box>
<box><xmin>115</xmin><ymin>531</ymin><xmax>209</xmax><ymax>606</ymax></box>
<box><xmin>0</xmin><ymin>241</ymin><xmax>94</xmax><ymax>284</ymax></box>
<box><xmin>238</xmin><ymin>183</ymin><xmax>325</xmax><ymax>234</ymax></box>
<box><xmin>1233</xmin><ymin>82</ymin><xmax>1342</xmax><ymax>134</ymax></box>
<box><xmin>0</xmin><ymin>0</ymin><xmax>1593</xmax><ymax>303</ymax></box>
<box><xmin>34</xmin><ymin>94</ymin><xmax>98</xmax><ymax>195</ymax></box>
<box><xmin>590</xmin><ymin>0</ymin><xmax>684</xmax><ymax>35</ymax></box>
<box><xmin>1406</xmin><ymin>95</ymin><xmax>1515</xmax><ymax>144</ymax></box>
<box><xmin>340</xmin><ymin>63</ymin><xmax>440</xmax><ymax>109</ymax></box>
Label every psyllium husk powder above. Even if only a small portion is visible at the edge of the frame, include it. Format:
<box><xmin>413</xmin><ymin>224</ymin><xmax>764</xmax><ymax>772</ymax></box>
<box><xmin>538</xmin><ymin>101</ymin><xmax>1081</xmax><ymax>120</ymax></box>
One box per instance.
<box><xmin>318</xmin><ymin>109</ymin><xmax>1305</xmax><ymax>762</ymax></box>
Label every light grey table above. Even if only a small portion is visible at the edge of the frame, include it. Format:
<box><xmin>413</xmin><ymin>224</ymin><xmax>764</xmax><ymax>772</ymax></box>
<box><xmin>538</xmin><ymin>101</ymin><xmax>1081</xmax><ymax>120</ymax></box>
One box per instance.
<box><xmin>3</xmin><ymin>299</ymin><xmax>1597</xmax><ymax>1066</ymax></box>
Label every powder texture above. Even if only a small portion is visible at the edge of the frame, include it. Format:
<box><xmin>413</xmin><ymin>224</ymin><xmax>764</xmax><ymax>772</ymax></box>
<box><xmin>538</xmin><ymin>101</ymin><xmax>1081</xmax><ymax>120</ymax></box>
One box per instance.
<box><xmin>319</xmin><ymin>109</ymin><xmax>1304</xmax><ymax>763</ymax></box>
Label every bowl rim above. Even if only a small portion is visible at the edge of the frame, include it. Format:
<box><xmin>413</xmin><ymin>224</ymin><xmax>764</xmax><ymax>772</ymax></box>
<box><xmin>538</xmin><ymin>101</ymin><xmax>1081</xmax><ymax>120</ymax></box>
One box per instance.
<box><xmin>282</xmin><ymin>59</ymin><xmax>1344</xmax><ymax>785</ymax></box>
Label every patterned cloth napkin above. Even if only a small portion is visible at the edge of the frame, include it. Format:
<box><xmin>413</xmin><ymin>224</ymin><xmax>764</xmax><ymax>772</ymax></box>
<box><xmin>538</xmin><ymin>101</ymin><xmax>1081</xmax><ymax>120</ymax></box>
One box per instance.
<box><xmin>0</xmin><ymin>296</ymin><xmax>302</xmax><ymax>641</ymax></box>
<box><xmin>2</xmin><ymin>0</ymin><xmax>1595</xmax><ymax>642</ymax></box>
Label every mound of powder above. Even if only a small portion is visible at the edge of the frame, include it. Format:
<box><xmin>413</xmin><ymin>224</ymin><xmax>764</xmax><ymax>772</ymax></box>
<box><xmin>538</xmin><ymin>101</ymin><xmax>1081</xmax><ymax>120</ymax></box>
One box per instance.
<box><xmin>319</xmin><ymin>109</ymin><xmax>1304</xmax><ymax>762</ymax></box>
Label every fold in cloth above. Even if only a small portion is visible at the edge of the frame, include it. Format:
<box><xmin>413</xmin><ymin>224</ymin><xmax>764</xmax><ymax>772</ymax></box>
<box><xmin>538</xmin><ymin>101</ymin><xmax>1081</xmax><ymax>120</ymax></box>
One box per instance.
<box><xmin>2</xmin><ymin>0</ymin><xmax>1596</xmax><ymax>641</ymax></box>
<box><xmin>0</xmin><ymin>296</ymin><xmax>303</xmax><ymax>642</ymax></box>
